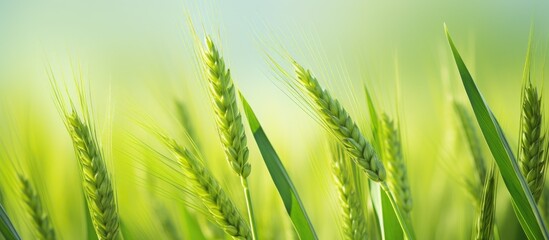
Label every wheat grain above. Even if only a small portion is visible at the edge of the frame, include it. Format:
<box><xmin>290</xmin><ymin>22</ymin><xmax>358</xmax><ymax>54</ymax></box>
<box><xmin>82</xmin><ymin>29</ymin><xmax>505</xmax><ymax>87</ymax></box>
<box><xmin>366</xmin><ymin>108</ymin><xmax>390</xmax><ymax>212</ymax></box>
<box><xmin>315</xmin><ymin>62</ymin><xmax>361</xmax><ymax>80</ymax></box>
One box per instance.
<box><xmin>380</xmin><ymin>114</ymin><xmax>413</xmax><ymax>214</ymax></box>
<box><xmin>66</xmin><ymin>112</ymin><xmax>120</xmax><ymax>240</ymax></box>
<box><xmin>331</xmin><ymin>145</ymin><xmax>367</xmax><ymax>240</ymax></box>
<box><xmin>17</xmin><ymin>174</ymin><xmax>56</xmax><ymax>240</ymax></box>
<box><xmin>519</xmin><ymin>83</ymin><xmax>547</xmax><ymax>202</ymax></box>
<box><xmin>473</xmin><ymin>165</ymin><xmax>497</xmax><ymax>240</ymax></box>
<box><xmin>202</xmin><ymin>36</ymin><xmax>250</xmax><ymax>178</ymax></box>
<box><xmin>163</xmin><ymin>137</ymin><xmax>251</xmax><ymax>240</ymax></box>
<box><xmin>293</xmin><ymin>62</ymin><xmax>386</xmax><ymax>182</ymax></box>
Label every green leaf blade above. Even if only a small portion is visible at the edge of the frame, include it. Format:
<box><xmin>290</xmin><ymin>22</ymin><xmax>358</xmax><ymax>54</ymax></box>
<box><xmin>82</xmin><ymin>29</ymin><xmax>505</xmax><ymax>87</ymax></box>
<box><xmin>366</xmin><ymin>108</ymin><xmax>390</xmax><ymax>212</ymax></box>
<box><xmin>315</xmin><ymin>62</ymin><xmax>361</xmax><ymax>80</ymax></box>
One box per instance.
<box><xmin>445</xmin><ymin>25</ymin><xmax>549</xmax><ymax>240</ymax></box>
<box><xmin>239</xmin><ymin>93</ymin><xmax>318</xmax><ymax>240</ymax></box>
<box><xmin>0</xmin><ymin>204</ymin><xmax>20</xmax><ymax>240</ymax></box>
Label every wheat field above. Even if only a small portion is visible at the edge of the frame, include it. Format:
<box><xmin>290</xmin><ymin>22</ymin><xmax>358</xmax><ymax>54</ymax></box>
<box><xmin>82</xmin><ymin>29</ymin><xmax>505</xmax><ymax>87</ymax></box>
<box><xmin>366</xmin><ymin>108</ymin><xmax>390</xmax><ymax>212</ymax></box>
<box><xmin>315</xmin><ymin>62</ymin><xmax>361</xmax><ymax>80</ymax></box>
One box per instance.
<box><xmin>1</xmin><ymin>1</ymin><xmax>549</xmax><ymax>240</ymax></box>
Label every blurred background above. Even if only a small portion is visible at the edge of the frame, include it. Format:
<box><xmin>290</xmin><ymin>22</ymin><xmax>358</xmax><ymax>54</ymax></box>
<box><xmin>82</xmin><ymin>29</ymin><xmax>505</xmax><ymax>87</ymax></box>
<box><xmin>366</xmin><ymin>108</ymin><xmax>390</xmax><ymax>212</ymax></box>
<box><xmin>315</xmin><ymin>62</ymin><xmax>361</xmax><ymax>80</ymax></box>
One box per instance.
<box><xmin>1</xmin><ymin>0</ymin><xmax>549</xmax><ymax>239</ymax></box>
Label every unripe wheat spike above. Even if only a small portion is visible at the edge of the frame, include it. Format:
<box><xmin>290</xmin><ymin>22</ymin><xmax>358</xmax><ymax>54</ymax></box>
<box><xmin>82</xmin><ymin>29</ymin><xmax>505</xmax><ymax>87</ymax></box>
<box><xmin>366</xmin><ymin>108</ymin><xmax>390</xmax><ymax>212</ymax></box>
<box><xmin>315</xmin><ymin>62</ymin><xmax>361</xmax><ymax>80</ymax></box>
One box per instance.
<box><xmin>293</xmin><ymin>62</ymin><xmax>386</xmax><ymax>182</ymax></box>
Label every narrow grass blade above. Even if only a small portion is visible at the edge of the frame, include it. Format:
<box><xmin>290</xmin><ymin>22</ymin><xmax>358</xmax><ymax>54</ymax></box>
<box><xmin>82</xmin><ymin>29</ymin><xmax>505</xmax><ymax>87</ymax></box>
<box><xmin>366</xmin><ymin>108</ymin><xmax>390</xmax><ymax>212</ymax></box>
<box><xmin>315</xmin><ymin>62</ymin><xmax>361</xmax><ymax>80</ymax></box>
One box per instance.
<box><xmin>445</xmin><ymin>25</ymin><xmax>549</xmax><ymax>240</ymax></box>
<box><xmin>239</xmin><ymin>93</ymin><xmax>318</xmax><ymax>240</ymax></box>
<box><xmin>0</xmin><ymin>204</ymin><xmax>20</xmax><ymax>240</ymax></box>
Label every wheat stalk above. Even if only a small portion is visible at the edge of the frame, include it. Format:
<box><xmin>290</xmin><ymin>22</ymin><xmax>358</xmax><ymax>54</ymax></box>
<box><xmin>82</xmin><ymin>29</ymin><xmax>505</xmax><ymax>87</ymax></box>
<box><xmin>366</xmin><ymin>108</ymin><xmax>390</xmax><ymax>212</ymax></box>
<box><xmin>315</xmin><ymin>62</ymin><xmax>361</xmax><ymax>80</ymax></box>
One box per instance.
<box><xmin>17</xmin><ymin>174</ymin><xmax>56</xmax><ymax>240</ymax></box>
<box><xmin>519</xmin><ymin>83</ymin><xmax>547</xmax><ymax>202</ymax></box>
<box><xmin>201</xmin><ymin>36</ymin><xmax>257</xmax><ymax>239</ymax></box>
<box><xmin>331</xmin><ymin>145</ymin><xmax>367</xmax><ymax>240</ymax></box>
<box><xmin>380</xmin><ymin>114</ymin><xmax>413</xmax><ymax>215</ymax></box>
<box><xmin>473</xmin><ymin>165</ymin><xmax>498</xmax><ymax>240</ymax></box>
<box><xmin>162</xmin><ymin>137</ymin><xmax>252</xmax><ymax>239</ymax></box>
<box><xmin>292</xmin><ymin>62</ymin><xmax>386</xmax><ymax>182</ymax></box>
<box><xmin>66</xmin><ymin>112</ymin><xmax>120</xmax><ymax>240</ymax></box>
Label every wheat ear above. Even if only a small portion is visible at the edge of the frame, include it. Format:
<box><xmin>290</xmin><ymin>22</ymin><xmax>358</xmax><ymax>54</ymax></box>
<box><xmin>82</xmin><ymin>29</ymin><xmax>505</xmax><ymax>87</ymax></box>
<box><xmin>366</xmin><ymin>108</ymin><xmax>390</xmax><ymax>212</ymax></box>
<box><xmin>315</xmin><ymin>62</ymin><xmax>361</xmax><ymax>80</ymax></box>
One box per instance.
<box><xmin>202</xmin><ymin>36</ymin><xmax>250</xmax><ymax>178</ymax></box>
<box><xmin>380</xmin><ymin>114</ymin><xmax>413</xmax><ymax>214</ymax></box>
<box><xmin>202</xmin><ymin>36</ymin><xmax>257</xmax><ymax>239</ymax></box>
<box><xmin>17</xmin><ymin>174</ymin><xmax>56</xmax><ymax>240</ymax></box>
<box><xmin>331</xmin><ymin>146</ymin><xmax>367</xmax><ymax>240</ymax></box>
<box><xmin>66</xmin><ymin>112</ymin><xmax>120</xmax><ymax>240</ymax></box>
<box><xmin>454</xmin><ymin>102</ymin><xmax>486</xmax><ymax>184</ymax></box>
<box><xmin>162</xmin><ymin>137</ymin><xmax>251</xmax><ymax>239</ymax></box>
<box><xmin>293</xmin><ymin>62</ymin><xmax>386</xmax><ymax>182</ymax></box>
<box><xmin>519</xmin><ymin>83</ymin><xmax>547</xmax><ymax>202</ymax></box>
<box><xmin>473</xmin><ymin>164</ymin><xmax>498</xmax><ymax>240</ymax></box>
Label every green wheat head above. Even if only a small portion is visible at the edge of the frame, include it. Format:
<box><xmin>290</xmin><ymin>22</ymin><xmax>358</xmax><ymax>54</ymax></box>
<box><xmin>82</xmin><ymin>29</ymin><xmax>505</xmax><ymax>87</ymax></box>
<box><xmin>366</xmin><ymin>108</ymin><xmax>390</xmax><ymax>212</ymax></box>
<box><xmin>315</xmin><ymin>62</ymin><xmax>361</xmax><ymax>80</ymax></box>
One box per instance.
<box><xmin>162</xmin><ymin>137</ymin><xmax>251</xmax><ymax>239</ymax></box>
<box><xmin>202</xmin><ymin>36</ymin><xmax>251</xmax><ymax>178</ymax></box>
<box><xmin>293</xmin><ymin>62</ymin><xmax>386</xmax><ymax>182</ymax></box>
<box><xmin>473</xmin><ymin>165</ymin><xmax>497</xmax><ymax>240</ymax></box>
<box><xmin>519</xmin><ymin>83</ymin><xmax>547</xmax><ymax>202</ymax></box>
<box><xmin>380</xmin><ymin>114</ymin><xmax>413</xmax><ymax>214</ymax></box>
<box><xmin>331</xmin><ymin>145</ymin><xmax>367</xmax><ymax>240</ymax></box>
<box><xmin>67</xmin><ymin>112</ymin><xmax>120</xmax><ymax>240</ymax></box>
<box><xmin>17</xmin><ymin>174</ymin><xmax>56</xmax><ymax>240</ymax></box>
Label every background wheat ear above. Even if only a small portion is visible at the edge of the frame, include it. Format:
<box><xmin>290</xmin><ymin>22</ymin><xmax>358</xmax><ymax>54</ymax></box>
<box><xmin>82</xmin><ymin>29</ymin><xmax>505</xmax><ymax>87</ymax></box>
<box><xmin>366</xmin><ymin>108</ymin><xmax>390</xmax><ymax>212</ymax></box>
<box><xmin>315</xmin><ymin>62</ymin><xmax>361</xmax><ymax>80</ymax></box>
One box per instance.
<box><xmin>65</xmin><ymin>112</ymin><xmax>121</xmax><ymax>240</ymax></box>
<box><xmin>17</xmin><ymin>174</ymin><xmax>56</xmax><ymax>240</ymax></box>
<box><xmin>161</xmin><ymin>137</ymin><xmax>252</xmax><ymax>240</ymax></box>
<box><xmin>519</xmin><ymin>82</ymin><xmax>547</xmax><ymax>202</ymax></box>
<box><xmin>454</xmin><ymin>101</ymin><xmax>487</xmax><ymax>186</ymax></box>
<box><xmin>331</xmin><ymin>144</ymin><xmax>367</xmax><ymax>240</ymax></box>
<box><xmin>380</xmin><ymin>114</ymin><xmax>413</xmax><ymax>215</ymax></box>
<box><xmin>292</xmin><ymin>62</ymin><xmax>386</xmax><ymax>182</ymax></box>
<box><xmin>473</xmin><ymin>164</ymin><xmax>498</xmax><ymax>240</ymax></box>
<box><xmin>50</xmin><ymin>73</ymin><xmax>121</xmax><ymax>240</ymax></box>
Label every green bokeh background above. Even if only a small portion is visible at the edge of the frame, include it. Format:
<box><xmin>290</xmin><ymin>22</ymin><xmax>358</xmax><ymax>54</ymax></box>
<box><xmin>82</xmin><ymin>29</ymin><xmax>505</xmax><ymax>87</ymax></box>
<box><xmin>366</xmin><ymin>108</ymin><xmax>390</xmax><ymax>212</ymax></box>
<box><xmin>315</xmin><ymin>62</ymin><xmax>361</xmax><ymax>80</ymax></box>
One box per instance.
<box><xmin>1</xmin><ymin>1</ymin><xmax>549</xmax><ymax>239</ymax></box>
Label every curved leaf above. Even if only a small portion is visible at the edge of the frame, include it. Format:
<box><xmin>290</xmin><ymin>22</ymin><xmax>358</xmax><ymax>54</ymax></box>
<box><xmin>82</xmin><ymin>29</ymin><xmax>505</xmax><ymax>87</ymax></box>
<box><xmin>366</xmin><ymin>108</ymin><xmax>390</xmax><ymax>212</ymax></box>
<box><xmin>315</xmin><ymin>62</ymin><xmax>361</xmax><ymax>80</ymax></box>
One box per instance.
<box><xmin>445</xmin><ymin>24</ymin><xmax>549</xmax><ymax>240</ymax></box>
<box><xmin>239</xmin><ymin>92</ymin><xmax>318</xmax><ymax>240</ymax></box>
<box><xmin>0</xmin><ymin>204</ymin><xmax>20</xmax><ymax>240</ymax></box>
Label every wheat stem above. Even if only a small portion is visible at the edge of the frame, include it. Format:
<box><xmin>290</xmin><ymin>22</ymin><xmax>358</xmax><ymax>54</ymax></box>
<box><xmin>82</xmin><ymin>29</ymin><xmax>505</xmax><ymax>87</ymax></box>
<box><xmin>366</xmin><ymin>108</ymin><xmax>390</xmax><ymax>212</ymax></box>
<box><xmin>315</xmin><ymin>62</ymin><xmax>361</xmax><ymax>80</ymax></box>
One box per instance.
<box><xmin>241</xmin><ymin>177</ymin><xmax>258</xmax><ymax>240</ymax></box>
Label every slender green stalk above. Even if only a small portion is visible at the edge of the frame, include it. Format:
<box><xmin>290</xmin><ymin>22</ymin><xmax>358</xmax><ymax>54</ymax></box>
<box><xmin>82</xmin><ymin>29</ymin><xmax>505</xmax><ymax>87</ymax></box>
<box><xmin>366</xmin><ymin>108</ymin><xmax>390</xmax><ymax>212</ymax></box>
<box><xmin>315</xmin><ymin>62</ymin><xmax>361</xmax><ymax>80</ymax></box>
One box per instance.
<box><xmin>380</xmin><ymin>114</ymin><xmax>413</xmax><ymax>216</ymax></box>
<box><xmin>162</xmin><ymin>137</ymin><xmax>251</xmax><ymax>239</ymax></box>
<box><xmin>519</xmin><ymin>83</ymin><xmax>547</xmax><ymax>203</ymax></box>
<box><xmin>240</xmin><ymin>178</ymin><xmax>257</xmax><ymax>240</ymax></box>
<box><xmin>202</xmin><ymin>36</ymin><xmax>257</xmax><ymax>239</ymax></box>
<box><xmin>17</xmin><ymin>174</ymin><xmax>56</xmax><ymax>240</ymax></box>
<box><xmin>292</xmin><ymin>62</ymin><xmax>386</xmax><ymax>182</ymax></box>
<box><xmin>331</xmin><ymin>146</ymin><xmax>367</xmax><ymax>239</ymax></box>
<box><xmin>66</xmin><ymin>112</ymin><xmax>120</xmax><ymax>240</ymax></box>
<box><xmin>474</xmin><ymin>165</ymin><xmax>498</xmax><ymax>240</ymax></box>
